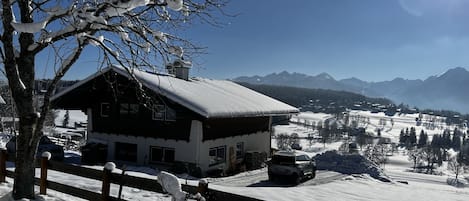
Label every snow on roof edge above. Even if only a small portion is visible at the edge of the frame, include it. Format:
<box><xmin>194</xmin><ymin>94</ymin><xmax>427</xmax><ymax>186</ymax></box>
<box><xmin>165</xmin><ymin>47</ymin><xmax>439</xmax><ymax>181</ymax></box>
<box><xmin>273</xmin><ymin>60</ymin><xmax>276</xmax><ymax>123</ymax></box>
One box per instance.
<box><xmin>51</xmin><ymin>67</ymin><xmax>112</xmax><ymax>102</ymax></box>
<box><xmin>52</xmin><ymin>65</ymin><xmax>299</xmax><ymax>118</ymax></box>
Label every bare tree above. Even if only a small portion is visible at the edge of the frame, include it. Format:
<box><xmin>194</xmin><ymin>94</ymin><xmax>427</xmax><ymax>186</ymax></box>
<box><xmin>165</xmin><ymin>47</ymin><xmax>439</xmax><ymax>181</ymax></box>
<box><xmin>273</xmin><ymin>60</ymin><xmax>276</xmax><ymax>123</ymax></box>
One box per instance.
<box><xmin>447</xmin><ymin>156</ymin><xmax>464</xmax><ymax>181</ymax></box>
<box><xmin>289</xmin><ymin>133</ymin><xmax>300</xmax><ymax>146</ymax></box>
<box><xmin>407</xmin><ymin>147</ymin><xmax>422</xmax><ymax>171</ymax></box>
<box><xmin>420</xmin><ymin>146</ymin><xmax>442</xmax><ymax>174</ymax></box>
<box><xmin>364</xmin><ymin>144</ymin><xmax>388</xmax><ymax>168</ymax></box>
<box><xmin>0</xmin><ymin>0</ymin><xmax>226</xmax><ymax>199</ymax></box>
<box><xmin>275</xmin><ymin>133</ymin><xmax>290</xmax><ymax>150</ymax></box>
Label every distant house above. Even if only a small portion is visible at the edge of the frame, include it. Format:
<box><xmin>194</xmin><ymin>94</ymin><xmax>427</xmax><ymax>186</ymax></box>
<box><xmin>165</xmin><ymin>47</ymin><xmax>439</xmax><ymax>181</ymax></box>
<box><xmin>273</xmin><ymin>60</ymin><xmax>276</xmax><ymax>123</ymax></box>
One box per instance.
<box><xmin>51</xmin><ymin>65</ymin><xmax>298</xmax><ymax>174</ymax></box>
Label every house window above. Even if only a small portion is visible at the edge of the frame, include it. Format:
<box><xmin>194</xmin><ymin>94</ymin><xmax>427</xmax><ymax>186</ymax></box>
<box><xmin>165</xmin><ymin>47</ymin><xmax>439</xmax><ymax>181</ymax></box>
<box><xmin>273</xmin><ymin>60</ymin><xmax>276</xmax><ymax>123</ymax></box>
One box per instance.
<box><xmin>150</xmin><ymin>146</ymin><xmax>175</xmax><ymax>163</ymax></box>
<box><xmin>166</xmin><ymin>107</ymin><xmax>176</xmax><ymax>121</ymax></box>
<box><xmin>236</xmin><ymin>142</ymin><xmax>244</xmax><ymax>159</ymax></box>
<box><xmin>115</xmin><ymin>142</ymin><xmax>137</xmax><ymax>162</ymax></box>
<box><xmin>152</xmin><ymin>104</ymin><xmax>177</xmax><ymax>121</ymax></box>
<box><xmin>150</xmin><ymin>147</ymin><xmax>175</xmax><ymax>163</ymax></box>
<box><xmin>120</xmin><ymin>103</ymin><xmax>139</xmax><ymax>116</ymax></box>
<box><xmin>100</xmin><ymin>103</ymin><xmax>111</xmax><ymax>117</ymax></box>
<box><xmin>209</xmin><ymin>146</ymin><xmax>226</xmax><ymax>166</ymax></box>
<box><xmin>152</xmin><ymin>105</ymin><xmax>166</xmax><ymax>120</ymax></box>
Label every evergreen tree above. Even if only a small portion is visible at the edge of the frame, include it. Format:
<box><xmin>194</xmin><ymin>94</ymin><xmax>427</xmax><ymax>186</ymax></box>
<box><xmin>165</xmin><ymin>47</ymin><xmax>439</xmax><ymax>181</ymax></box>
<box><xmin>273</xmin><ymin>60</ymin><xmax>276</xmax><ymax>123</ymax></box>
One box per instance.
<box><xmin>431</xmin><ymin>134</ymin><xmax>441</xmax><ymax>149</ymax></box>
<box><xmin>62</xmin><ymin>110</ymin><xmax>70</xmax><ymax>128</ymax></box>
<box><xmin>410</xmin><ymin>127</ymin><xmax>417</xmax><ymax>146</ymax></box>
<box><xmin>399</xmin><ymin>129</ymin><xmax>405</xmax><ymax>145</ymax></box>
<box><xmin>452</xmin><ymin>135</ymin><xmax>462</xmax><ymax>151</ymax></box>
<box><xmin>418</xmin><ymin>130</ymin><xmax>428</xmax><ymax>148</ymax></box>
<box><xmin>461</xmin><ymin>140</ymin><xmax>469</xmax><ymax>165</ymax></box>
<box><xmin>442</xmin><ymin>129</ymin><xmax>452</xmax><ymax>150</ymax></box>
<box><xmin>452</xmin><ymin>128</ymin><xmax>462</xmax><ymax>151</ymax></box>
<box><xmin>405</xmin><ymin>128</ymin><xmax>410</xmax><ymax>147</ymax></box>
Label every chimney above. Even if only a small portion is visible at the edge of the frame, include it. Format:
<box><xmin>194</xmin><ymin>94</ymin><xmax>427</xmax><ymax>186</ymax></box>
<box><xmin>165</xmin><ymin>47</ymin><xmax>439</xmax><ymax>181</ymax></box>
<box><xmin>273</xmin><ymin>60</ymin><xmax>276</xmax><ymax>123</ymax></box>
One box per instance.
<box><xmin>167</xmin><ymin>59</ymin><xmax>192</xmax><ymax>80</ymax></box>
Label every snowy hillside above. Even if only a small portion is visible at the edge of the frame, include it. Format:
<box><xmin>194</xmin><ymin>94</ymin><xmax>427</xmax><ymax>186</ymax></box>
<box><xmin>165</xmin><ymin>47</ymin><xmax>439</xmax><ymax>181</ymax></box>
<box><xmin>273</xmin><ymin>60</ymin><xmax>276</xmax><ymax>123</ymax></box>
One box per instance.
<box><xmin>346</xmin><ymin>110</ymin><xmax>452</xmax><ymax>142</ymax></box>
<box><xmin>0</xmin><ymin>111</ymin><xmax>468</xmax><ymax>200</ymax></box>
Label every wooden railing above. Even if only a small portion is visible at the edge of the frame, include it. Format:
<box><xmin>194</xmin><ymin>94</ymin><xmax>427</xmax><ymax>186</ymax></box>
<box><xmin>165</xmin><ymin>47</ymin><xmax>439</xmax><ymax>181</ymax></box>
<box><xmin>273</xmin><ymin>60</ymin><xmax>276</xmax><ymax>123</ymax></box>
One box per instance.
<box><xmin>0</xmin><ymin>150</ymin><xmax>262</xmax><ymax>201</ymax></box>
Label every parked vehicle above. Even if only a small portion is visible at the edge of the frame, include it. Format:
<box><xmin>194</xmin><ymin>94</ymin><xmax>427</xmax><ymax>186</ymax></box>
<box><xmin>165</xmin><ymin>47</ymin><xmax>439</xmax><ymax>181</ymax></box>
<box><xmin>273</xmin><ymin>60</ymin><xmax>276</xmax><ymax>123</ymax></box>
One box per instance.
<box><xmin>291</xmin><ymin>143</ymin><xmax>303</xmax><ymax>150</ymax></box>
<box><xmin>268</xmin><ymin>150</ymin><xmax>316</xmax><ymax>184</ymax></box>
<box><xmin>6</xmin><ymin>135</ymin><xmax>65</xmax><ymax>161</ymax></box>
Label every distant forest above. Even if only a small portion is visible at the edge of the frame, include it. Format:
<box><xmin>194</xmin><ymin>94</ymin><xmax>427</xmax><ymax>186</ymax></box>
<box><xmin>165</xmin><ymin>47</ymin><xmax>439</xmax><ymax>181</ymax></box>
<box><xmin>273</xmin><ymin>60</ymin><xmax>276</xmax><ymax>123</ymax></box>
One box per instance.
<box><xmin>238</xmin><ymin>82</ymin><xmax>469</xmax><ymax>125</ymax></box>
<box><xmin>238</xmin><ymin>82</ymin><xmax>393</xmax><ymax>112</ymax></box>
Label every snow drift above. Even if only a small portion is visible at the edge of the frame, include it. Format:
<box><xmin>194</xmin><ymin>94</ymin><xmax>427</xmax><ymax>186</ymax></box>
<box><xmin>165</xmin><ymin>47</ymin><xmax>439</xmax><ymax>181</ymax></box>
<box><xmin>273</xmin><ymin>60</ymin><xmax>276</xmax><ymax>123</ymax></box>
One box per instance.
<box><xmin>314</xmin><ymin>151</ymin><xmax>391</xmax><ymax>182</ymax></box>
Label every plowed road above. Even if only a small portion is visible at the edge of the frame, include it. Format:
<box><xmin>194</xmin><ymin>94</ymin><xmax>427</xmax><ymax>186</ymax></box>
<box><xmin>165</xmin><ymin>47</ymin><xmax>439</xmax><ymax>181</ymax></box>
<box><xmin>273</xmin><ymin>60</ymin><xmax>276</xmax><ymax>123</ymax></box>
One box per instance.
<box><xmin>210</xmin><ymin>168</ymin><xmax>346</xmax><ymax>187</ymax></box>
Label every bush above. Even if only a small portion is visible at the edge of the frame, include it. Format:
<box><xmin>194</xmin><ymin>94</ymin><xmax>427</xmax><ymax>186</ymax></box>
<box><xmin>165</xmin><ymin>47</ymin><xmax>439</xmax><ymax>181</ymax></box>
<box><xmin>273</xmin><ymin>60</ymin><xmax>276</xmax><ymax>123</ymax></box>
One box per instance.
<box><xmin>171</xmin><ymin>162</ymin><xmax>188</xmax><ymax>174</ymax></box>
<box><xmin>170</xmin><ymin>162</ymin><xmax>202</xmax><ymax>178</ymax></box>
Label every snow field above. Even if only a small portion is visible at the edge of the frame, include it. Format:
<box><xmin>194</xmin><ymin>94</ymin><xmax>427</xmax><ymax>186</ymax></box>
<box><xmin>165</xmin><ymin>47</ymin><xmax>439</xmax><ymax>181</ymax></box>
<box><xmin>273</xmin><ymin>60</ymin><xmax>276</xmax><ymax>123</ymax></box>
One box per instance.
<box><xmin>1</xmin><ymin>111</ymin><xmax>468</xmax><ymax>200</ymax></box>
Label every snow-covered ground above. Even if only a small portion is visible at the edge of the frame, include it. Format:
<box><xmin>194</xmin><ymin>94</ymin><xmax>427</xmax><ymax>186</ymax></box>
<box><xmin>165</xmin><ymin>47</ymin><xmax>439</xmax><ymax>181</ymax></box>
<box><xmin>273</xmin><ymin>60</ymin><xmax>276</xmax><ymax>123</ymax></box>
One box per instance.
<box><xmin>207</xmin><ymin>151</ymin><xmax>469</xmax><ymax>201</ymax></box>
<box><xmin>0</xmin><ymin>111</ymin><xmax>468</xmax><ymax>200</ymax></box>
<box><xmin>53</xmin><ymin>110</ymin><xmax>87</xmax><ymax>129</ymax></box>
<box><xmin>347</xmin><ymin>110</ymin><xmax>455</xmax><ymax>143</ymax></box>
<box><xmin>2</xmin><ymin>152</ymin><xmax>467</xmax><ymax>201</ymax></box>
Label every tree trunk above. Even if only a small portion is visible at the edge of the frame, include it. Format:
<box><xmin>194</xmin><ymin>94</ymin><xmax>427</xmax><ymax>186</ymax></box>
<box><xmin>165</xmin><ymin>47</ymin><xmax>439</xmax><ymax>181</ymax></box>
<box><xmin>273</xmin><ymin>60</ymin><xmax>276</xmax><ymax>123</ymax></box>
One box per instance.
<box><xmin>7</xmin><ymin>40</ymin><xmax>40</xmax><ymax>199</ymax></box>
<box><xmin>13</xmin><ymin>113</ymin><xmax>40</xmax><ymax>199</ymax></box>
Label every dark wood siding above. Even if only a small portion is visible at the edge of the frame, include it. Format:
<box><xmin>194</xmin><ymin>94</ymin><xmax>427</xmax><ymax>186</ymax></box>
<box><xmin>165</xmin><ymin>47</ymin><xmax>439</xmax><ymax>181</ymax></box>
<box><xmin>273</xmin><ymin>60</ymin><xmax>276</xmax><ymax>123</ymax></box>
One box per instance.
<box><xmin>202</xmin><ymin>117</ymin><xmax>270</xmax><ymax>141</ymax></box>
<box><xmin>53</xmin><ymin>71</ymin><xmax>199</xmax><ymax>141</ymax></box>
<box><xmin>91</xmin><ymin>103</ymin><xmax>192</xmax><ymax>140</ymax></box>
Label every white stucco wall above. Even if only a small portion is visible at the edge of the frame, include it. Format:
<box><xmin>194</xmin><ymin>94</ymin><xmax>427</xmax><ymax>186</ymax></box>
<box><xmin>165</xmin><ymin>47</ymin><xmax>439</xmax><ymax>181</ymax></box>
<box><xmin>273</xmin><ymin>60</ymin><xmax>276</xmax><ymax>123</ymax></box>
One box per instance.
<box><xmin>88</xmin><ymin>119</ymin><xmax>271</xmax><ymax>173</ymax></box>
<box><xmin>197</xmin><ymin>130</ymin><xmax>271</xmax><ymax>172</ymax></box>
<box><xmin>88</xmin><ymin>120</ymin><xmax>202</xmax><ymax>165</ymax></box>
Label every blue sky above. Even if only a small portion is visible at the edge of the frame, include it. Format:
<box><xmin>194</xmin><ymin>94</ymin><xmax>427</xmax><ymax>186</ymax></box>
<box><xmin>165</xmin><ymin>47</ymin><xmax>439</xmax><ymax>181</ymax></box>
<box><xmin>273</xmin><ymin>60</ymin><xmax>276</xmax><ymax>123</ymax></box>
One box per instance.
<box><xmin>57</xmin><ymin>0</ymin><xmax>469</xmax><ymax>82</ymax></box>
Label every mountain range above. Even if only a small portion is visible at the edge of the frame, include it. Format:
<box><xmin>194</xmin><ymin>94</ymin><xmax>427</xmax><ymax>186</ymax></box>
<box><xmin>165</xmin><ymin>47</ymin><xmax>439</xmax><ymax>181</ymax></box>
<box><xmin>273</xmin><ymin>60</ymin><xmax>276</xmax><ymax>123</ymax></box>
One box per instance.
<box><xmin>233</xmin><ymin>67</ymin><xmax>469</xmax><ymax>114</ymax></box>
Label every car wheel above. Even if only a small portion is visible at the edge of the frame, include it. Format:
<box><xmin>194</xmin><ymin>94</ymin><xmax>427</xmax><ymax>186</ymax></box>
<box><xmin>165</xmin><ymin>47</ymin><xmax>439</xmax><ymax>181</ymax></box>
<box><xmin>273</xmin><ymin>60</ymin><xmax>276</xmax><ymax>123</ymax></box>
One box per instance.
<box><xmin>311</xmin><ymin>170</ymin><xmax>316</xmax><ymax>179</ymax></box>
<box><xmin>292</xmin><ymin>173</ymin><xmax>301</xmax><ymax>185</ymax></box>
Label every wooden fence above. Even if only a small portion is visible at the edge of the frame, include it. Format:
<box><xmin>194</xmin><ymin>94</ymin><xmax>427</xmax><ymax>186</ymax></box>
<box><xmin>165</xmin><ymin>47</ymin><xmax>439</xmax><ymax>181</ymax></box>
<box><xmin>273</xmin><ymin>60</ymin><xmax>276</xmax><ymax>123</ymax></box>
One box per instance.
<box><xmin>0</xmin><ymin>150</ymin><xmax>262</xmax><ymax>201</ymax></box>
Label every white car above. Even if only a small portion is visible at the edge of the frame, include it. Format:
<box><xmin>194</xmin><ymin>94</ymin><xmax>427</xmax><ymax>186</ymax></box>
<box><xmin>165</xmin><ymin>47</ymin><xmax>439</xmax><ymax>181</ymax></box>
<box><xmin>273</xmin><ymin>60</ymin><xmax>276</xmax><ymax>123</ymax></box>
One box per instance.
<box><xmin>268</xmin><ymin>150</ymin><xmax>316</xmax><ymax>184</ymax></box>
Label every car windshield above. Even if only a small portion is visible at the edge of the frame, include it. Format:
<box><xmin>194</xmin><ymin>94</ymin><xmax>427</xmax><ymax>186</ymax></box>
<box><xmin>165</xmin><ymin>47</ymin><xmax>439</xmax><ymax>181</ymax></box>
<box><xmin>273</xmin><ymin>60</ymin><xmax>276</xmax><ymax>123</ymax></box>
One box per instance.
<box><xmin>295</xmin><ymin>154</ymin><xmax>310</xmax><ymax>161</ymax></box>
<box><xmin>272</xmin><ymin>154</ymin><xmax>295</xmax><ymax>165</ymax></box>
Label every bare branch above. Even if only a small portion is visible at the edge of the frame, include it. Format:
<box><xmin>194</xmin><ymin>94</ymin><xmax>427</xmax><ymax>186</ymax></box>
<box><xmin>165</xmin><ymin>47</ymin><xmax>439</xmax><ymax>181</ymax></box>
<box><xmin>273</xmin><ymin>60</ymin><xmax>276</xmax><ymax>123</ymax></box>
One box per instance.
<box><xmin>36</xmin><ymin>39</ymin><xmax>87</xmax><ymax>136</ymax></box>
<box><xmin>1</xmin><ymin>0</ymin><xmax>24</xmax><ymax>95</ymax></box>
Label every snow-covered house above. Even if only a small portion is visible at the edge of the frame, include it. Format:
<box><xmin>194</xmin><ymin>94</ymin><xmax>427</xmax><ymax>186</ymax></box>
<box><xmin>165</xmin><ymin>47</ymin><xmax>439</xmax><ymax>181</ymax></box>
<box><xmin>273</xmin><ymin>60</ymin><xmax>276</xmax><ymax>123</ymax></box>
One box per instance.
<box><xmin>51</xmin><ymin>65</ymin><xmax>298</xmax><ymax>174</ymax></box>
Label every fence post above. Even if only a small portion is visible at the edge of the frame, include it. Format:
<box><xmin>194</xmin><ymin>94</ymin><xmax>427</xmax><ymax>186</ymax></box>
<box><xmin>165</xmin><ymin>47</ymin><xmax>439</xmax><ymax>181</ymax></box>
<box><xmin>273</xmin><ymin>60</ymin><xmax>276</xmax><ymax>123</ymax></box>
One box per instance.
<box><xmin>40</xmin><ymin>151</ymin><xmax>51</xmax><ymax>195</ymax></box>
<box><xmin>0</xmin><ymin>149</ymin><xmax>6</xmax><ymax>183</ymax></box>
<box><xmin>197</xmin><ymin>179</ymin><xmax>208</xmax><ymax>198</ymax></box>
<box><xmin>102</xmin><ymin>162</ymin><xmax>115</xmax><ymax>201</ymax></box>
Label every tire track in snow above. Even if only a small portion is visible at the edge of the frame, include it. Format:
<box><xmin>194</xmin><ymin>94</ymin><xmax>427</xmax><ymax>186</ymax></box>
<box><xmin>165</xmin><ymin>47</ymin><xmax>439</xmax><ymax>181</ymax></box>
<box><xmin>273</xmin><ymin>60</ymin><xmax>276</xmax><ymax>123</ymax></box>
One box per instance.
<box><xmin>387</xmin><ymin>172</ymin><xmax>447</xmax><ymax>185</ymax></box>
<box><xmin>299</xmin><ymin>171</ymin><xmax>347</xmax><ymax>186</ymax></box>
<box><xmin>211</xmin><ymin>168</ymin><xmax>346</xmax><ymax>187</ymax></box>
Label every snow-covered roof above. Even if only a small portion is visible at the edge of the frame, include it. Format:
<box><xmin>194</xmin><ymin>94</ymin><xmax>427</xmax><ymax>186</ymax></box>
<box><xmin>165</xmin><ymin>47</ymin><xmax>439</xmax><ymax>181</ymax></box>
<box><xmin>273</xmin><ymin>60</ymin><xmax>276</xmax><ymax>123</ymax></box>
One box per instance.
<box><xmin>274</xmin><ymin>150</ymin><xmax>313</xmax><ymax>157</ymax></box>
<box><xmin>52</xmin><ymin>66</ymin><xmax>299</xmax><ymax>118</ymax></box>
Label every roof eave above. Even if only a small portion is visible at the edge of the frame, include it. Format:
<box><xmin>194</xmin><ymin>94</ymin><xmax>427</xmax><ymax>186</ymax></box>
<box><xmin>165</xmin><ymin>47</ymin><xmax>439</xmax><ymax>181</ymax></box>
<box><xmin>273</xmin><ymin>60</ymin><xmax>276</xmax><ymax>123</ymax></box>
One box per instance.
<box><xmin>204</xmin><ymin>110</ymin><xmax>299</xmax><ymax>119</ymax></box>
<box><xmin>51</xmin><ymin>67</ymin><xmax>113</xmax><ymax>102</ymax></box>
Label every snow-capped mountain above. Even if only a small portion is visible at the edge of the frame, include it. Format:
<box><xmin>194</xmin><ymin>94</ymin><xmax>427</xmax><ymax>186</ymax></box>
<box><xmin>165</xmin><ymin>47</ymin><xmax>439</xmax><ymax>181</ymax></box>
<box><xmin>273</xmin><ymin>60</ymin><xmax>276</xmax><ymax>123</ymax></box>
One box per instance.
<box><xmin>233</xmin><ymin>67</ymin><xmax>469</xmax><ymax>113</ymax></box>
<box><xmin>234</xmin><ymin>71</ymin><xmax>356</xmax><ymax>92</ymax></box>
